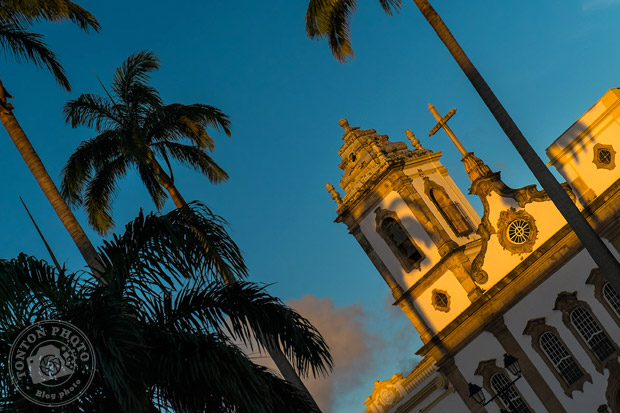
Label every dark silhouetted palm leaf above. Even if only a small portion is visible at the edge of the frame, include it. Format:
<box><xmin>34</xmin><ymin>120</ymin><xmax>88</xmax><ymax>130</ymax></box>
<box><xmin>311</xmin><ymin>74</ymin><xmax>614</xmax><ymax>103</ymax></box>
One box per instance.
<box><xmin>0</xmin><ymin>204</ymin><xmax>330</xmax><ymax>411</ymax></box>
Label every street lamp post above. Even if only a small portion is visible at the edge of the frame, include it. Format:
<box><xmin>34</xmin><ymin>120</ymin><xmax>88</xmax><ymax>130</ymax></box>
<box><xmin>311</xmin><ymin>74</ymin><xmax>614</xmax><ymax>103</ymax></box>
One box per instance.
<box><xmin>468</xmin><ymin>354</ymin><xmax>523</xmax><ymax>412</ymax></box>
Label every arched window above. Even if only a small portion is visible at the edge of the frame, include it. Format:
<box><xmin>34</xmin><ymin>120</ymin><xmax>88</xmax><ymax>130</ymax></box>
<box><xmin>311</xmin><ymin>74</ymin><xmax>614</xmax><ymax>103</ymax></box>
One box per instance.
<box><xmin>382</xmin><ymin>218</ymin><xmax>423</xmax><ymax>263</ymax></box>
<box><xmin>475</xmin><ymin>359</ymin><xmax>534</xmax><ymax>413</ymax></box>
<box><xmin>539</xmin><ymin>332</ymin><xmax>584</xmax><ymax>386</ymax></box>
<box><xmin>524</xmin><ymin>317</ymin><xmax>591</xmax><ymax>396</ymax></box>
<box><xmin>603</xmin><ymin>283</ymin><xmax>620</xmax><ymax>316</ymax></box>
<box><xmin>490</xmin><ymin>373</ymin><xmax>531</xmax><ymax>413</ymax></box>
<box><xmin>424</xmin><ymin>179</ymin><xmax>474</xmax><ymax>237</ymax></box>
<box><xmin>570</xmin><ymin>307</ymin><xmax>615</xmax><ymax>363</ymax></box>
<box><xmin>555</xmin><ymin>291</ymin><xmax>618</xmax><ymax>372</ymax></box>
<box><xmin>375</xmin><ymin>208</ymin><xmax>425</xmax><ymax>272</ymax></box>
<box><xmin>587</xmin><ymin>268</ymin><xmax>620</xmax><ymax>328</ymax></box>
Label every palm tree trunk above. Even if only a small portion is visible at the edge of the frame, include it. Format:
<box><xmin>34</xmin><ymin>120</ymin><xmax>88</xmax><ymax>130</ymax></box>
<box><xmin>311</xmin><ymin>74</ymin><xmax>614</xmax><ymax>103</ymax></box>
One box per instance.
<box><xmin>150</xmin><ymin>158</ymin><xmax>321</xmax><ymax>410</ymax></box>
<box><xmin>265</xmin><ymin>340</ymin><xmax>322</xmax><ymax>412</ymax></box>
<box><xmin>151</xmin><ymin>158</ymin><xmax>187</xmax><ymax>208</ymax></box>
<box><xmin>0</xmin><ymin>86</ymin><xmax>103</xmax><ymax>278</ymax></box>
<box><xmin>412</xmin><ymin>0</ymin><xmax>620</xmax><ymax>290</ymax></box>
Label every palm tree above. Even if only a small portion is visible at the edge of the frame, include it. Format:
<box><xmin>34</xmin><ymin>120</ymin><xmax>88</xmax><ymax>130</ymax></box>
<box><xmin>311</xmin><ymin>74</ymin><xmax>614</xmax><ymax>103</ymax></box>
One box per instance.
<box><xmin>305</xmin><ymin>0</ymin><xmax>620</xmax><ymax>287</ymax></box>
<box><xmin>0</xmin><ymin>203</ymin><xmax>331</xmax><ymax>411</ymax></box>
<box><xmin>62</xmin><ymin>51</ymin><xmax>324</xmax><ymax>409</ymax></box>
<box><xmin>0</xmin><ymin>1</ymin><xmax>102</xmax><ymax>275</ymax></box>
<box><xmin>61</xmin><ymin>50</ymin><xmax>231</xmax><ymax>234</ymax></box>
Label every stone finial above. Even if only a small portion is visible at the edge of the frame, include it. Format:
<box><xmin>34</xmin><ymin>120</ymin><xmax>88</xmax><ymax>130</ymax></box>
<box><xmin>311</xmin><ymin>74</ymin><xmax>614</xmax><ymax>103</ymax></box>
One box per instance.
<box><xmin>339</xmin><ymin>118</ymin><xmax>352</xmax><ymax>133</ymax></box>
<box><xmin>405</xmin><ymin>129</ymin><xmax>423</xmax><ymax>150</ymax></box>
<box><xmin>326</xmin><ymin>182</ymin><xmax>342</xmax><ymax>205</ymax></box>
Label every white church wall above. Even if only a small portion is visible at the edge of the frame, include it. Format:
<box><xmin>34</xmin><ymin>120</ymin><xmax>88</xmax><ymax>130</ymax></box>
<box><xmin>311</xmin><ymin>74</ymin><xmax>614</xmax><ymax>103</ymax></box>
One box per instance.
<box><xmin>414</xmin><ymin>270</ymin><xmax>471</xmax><ymax>334</ymax></box>
<box><xmin>358</xmin><ymin>191</ymin><xmax>441</xmax><ymax>289</ymax></box>
<box><xmin>453</xmin><ymin>331</ymin><xmax>547</xmax><ymax>412</ymax></box>
<box><xmin>415</xmin><ymin>389</ymin><xmax>466</xmax><ymax>413</ymax></box>
<box><xmin>501</xmin><ymin>246</ymin><xmax>620</xmax><ymax>411</ymax></box>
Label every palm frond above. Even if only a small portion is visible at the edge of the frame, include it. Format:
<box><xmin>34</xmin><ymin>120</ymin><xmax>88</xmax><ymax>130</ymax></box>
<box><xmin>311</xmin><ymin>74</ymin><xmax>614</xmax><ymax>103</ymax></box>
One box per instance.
<box><xmin>142</xmin><ymin>279</ymin><xmax>332</xmax><ymax>379</ymax></box>
<box><xmin>0</xmin><ymin>0</ymin><xmax>100</xmax><ymax>32</ymax></box>
<box><xmin>0</xmin><ymin>208</ymin><xmax>330</xmax><ymax>411</ymax></box>
<box><xmin>70</xmin><ymin>290</ymin><xmax>150</xmax><ymax>412</ymax></box>
<box><xmin>306</xmin><ymin>0</ymin><xmax>400</xmax><ymax>62</ymax></box>
<box><xmin>83</xmin><ymin>156</ymin><xmax>129</xmax><ymax>234</ymax></box>
<box><xmin>97</xmin><ymin>203</ymin><xmax>247</xmax><ymax>291</ymax></box>
<box><xmin>146</xmin><ymin>103</ymin><xmax>231</xmax><ymax>151</ymax></box>
<box><xmin>61</xmin><ymin>130</ymin><xmax>122</xmax><ymax>206</ymax></box>
<box><xmin>168</xmin><ymin>103</ymin><xmax>231</xmax><ymax>138</ymax></box>
<box><xmin>166</xmin><ymin>203</ymin><xmax>247</xmax><ymax>281</ymax></box>
<box><xmin>145</xmin><ymin>328</ymin><xmax>314</xmax><ymax>413</ymax></box>
<box><xmin>154</xmin><ymin>142</ymin><xmax>229</xmax><ymax>184</ymax></box>
<box><xmin>111</xmin><ymin>50</ymin><xmax>160</xmax><ymax>103</ymax></box>
<box><xmin>378</xmin><ymin>0</ymin><xmax>402</xmax><ymax>15</ymax></box>
<box><xmin>136</xmin><ymin>162</ymin><xmax>167</xmax><ymax>210</ymax></box>
<box><xmin>0</xmin><ymin>22</ymin><xmax>70</xmax><ymax>89</ymax></box>
<box><xmin>64</xmin><ymin>93</ymin><xmax>120</xmax><ymax>130</ymax></box>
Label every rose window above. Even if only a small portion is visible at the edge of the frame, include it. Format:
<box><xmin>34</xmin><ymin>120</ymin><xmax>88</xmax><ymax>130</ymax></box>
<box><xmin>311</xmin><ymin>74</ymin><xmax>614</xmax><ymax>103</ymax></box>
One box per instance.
<box><xmin>507</xmin><ymin>219</ymin><xmax>531</xmax><ymax>244</ymax></box>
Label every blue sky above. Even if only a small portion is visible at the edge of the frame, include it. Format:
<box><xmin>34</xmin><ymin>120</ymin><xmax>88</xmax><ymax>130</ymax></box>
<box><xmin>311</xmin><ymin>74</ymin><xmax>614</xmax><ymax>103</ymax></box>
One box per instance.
<box><xmin>2</xmin><ymin>0</ymin><xmax>620</xmax><ymax>411</ymax></box>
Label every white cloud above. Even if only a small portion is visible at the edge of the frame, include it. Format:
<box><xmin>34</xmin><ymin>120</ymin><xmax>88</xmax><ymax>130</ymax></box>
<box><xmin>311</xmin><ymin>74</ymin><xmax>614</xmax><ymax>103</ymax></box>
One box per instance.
<box><xmin>288</xmin><ymin>295</ymin><xmax>383</xmax><ymax>412</ymax></box>
<box><xmin>237</xmin><ymin>293</ymin><xmax>422</xmax><ymax>412</ymax></box>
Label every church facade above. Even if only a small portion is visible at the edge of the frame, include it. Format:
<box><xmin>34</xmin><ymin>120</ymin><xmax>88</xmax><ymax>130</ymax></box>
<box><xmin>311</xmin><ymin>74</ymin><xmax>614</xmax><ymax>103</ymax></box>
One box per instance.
<box><xmin>326</xmin><ymin>89</ymin><xmax>620</xmax><ymax>412</ymax></box>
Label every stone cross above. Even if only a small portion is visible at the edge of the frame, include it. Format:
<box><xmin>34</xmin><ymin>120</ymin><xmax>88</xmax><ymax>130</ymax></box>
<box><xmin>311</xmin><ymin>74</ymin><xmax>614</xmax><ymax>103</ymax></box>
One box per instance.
<box><xmin>428</xmin><ymin>104</ymin><xmax>468</xmax><ymax>157</ymax></box>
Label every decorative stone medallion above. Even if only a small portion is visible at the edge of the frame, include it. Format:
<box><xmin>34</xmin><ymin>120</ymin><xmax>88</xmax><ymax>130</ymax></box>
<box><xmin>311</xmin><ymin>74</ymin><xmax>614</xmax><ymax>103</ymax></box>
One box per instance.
<box><xmin>593</xmin><ymin>143</ymin><xmax>616</xmax><ymax>170</ymax></box>
<box><xmin>378</xmin><ymin>385</ymin><xmax>399</xmax><ymax>406</ymax></box>
<box><xmin>497</xmin><ymin>208</ymin><xmax>538</xmax><ymax>255</ymax></box>
<box><xmin>431</xmin><ymin>289</ymin><xmax>451</xmax><ymax>312</ymax></box>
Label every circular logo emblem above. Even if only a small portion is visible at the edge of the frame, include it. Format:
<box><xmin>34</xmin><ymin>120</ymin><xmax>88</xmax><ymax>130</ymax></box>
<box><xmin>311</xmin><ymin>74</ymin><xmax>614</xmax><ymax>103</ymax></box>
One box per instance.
<box><xmin>8</xmin><ymin>320</ymin><xmax>96</xmax><ymax>407</ymax></box>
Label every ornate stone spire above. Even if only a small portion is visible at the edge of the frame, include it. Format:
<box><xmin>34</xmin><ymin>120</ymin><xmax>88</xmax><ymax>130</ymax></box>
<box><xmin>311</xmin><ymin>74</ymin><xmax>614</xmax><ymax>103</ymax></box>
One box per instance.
<box><xmin>335</xmin><ymin>119</ymin><xmax>425</xmax><ymax>208</ymax></box>
<box><xmin>339</xmin><ymin>118</ymin><xmax>352</xmax><ymax>134</ymax></box>
<box><xmin>326</xmin><ymin>182</ymin><xmax>342</xmax><ymax>206</ymax></box>
<box><xmin>405</xmin><ymin>129</ymin><xmax>424</xmax><ymax>150</ymax></box>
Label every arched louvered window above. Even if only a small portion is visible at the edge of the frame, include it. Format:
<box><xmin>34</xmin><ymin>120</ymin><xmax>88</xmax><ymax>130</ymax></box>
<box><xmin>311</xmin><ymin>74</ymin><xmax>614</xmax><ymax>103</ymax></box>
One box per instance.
<box><xmin>490</xmin><ymin>373</ymin><xmax>531</xmax><ymax>413</ymax></box>
<box><xmin>424</xmin><ymin>179</ymin><xmax>474</xmax><ymax>237</ymax></box>
<box><xmin>375</xmin><ymin>208</ymin><xmax>426</xmax><ymax>272</ymax></box>
<box><xmin>603</xmin><ymin>283</ymin><xmax>620</xmax><ymax>317</ymax></box>
<box><xmin>539</xmin><ymin>331</ymin><xmax>584</xmax><ymax>386</ymax></box>
<box><xmin>570</xmin><ymin>307</ymin><xmax>615</xmax><ymax>363</ymax></box>
<box><xmin>382</xmin><ymin>218</ymin><xmax>423</xmax><ymax>263</ymax></box>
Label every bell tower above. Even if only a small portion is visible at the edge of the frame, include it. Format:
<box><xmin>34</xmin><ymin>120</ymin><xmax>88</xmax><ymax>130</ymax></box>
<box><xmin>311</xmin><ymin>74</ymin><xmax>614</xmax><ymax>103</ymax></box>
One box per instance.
<box><xmin>327</xmin><ymin>118</ymin><xmax>482</xmax><ymax>343</ymax></box>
